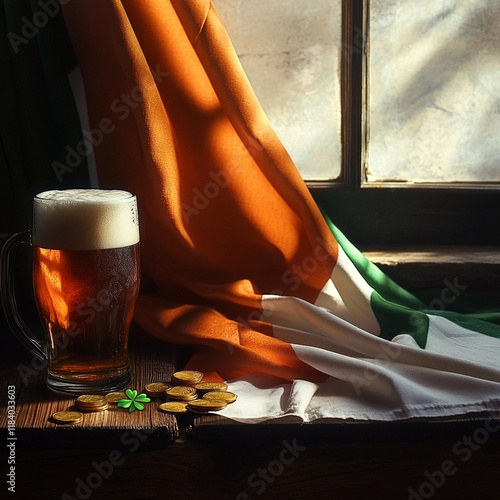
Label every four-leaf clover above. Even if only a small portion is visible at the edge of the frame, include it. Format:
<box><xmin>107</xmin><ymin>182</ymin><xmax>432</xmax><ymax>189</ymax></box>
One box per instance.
<box><xmin>117</xmin><ymin>389</ymin><xmax>151</xmax><ymax>413</ymax></box>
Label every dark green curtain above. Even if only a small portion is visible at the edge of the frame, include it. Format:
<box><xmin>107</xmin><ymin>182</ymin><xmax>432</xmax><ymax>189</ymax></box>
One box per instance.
<box><xmin>0</xmin><ymin>0</ymin><xmax>91</xmax><ymax>236</ymax></box>
<box><xmin>0</xmin><ymin>0</ymin><xmax>91</xmax><ymax>352</ymax></box>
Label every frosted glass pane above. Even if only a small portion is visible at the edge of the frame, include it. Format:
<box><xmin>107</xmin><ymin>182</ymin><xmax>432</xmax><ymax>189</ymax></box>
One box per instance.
<box><xmin>368</xmin><ymin>0</ymin><xmax>500</xmax><ymax>183</ymax></box>
<box><xmin>213</xmin><ymin>0</ymin><xmax>342</xmax><ymax>180</ymax></box>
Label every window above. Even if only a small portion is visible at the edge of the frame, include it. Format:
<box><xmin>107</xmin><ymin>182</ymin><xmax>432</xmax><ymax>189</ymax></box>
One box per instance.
<box><xmin>215</xmin><ymin>0</ymin><xmax>500</xmax><ymax>246</ymax></box>
<box><xmin>367</xmin><ymin>0</ymin><xmax>500</xmax><ymax>184</ymax></box>
<box><xmin>213</xmin><ymin>0</ymin><xmax>343</xmax><ymax>181</ymax></box>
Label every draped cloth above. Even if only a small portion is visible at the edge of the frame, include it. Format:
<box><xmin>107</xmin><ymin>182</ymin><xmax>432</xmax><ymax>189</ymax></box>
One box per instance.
<box><xmin>59</xmin><ymin>0</ymin><xmax>500</xmax><ymax>422</ymax></box>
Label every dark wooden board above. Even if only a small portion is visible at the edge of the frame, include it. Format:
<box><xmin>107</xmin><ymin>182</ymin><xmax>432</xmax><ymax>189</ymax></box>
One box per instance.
<box><xmin>3</xmin><ymin>327</ymin><xmax>500</xmax><ymax>500</ymax></box>
<box><xmin>0</xmin><ymin>333</ymin><xmax>179</xmax><ymax>449</ymax></box>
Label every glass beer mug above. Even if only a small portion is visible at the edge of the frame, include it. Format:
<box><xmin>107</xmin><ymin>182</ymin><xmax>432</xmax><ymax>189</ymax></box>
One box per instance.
<box><xmin>0</xmin><ymin>189</ymin><xmax>140</xmax><ymax>394</ymax></box>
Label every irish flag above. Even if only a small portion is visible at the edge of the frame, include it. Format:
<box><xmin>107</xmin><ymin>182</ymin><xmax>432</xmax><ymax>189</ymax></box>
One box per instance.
<box><xmin>59</xmin><ymin>0</ymin><xmax>500</xmax><ymax>422</ymax></box>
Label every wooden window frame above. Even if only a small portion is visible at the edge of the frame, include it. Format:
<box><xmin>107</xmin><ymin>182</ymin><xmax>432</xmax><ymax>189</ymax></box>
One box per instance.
<box><xmin>307</xmin><ymin>0</ymin><xmax>500</xmax><ymax>247</ymax></box>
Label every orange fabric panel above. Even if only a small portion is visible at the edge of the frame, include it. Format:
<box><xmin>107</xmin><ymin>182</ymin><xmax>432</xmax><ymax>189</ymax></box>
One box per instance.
<box><xmin>137</xmin><ymin>294</ymin><xmax>327</xmax><ymax>383</ymax></box>
<box><xmin>62</xmin><ymin>0</ymin><xmax>338</xmax><ymax>381</ymax></box>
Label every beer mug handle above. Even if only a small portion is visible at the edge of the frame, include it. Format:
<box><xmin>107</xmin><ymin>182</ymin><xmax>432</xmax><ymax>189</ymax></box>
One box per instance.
<box><xmin>1</xmin><ymin>231</ymin><xmax>46</xmax><ymax>361</ymax></box>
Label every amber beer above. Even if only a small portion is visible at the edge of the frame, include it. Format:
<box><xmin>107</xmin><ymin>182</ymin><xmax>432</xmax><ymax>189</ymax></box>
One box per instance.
<box><xmin>32</xmin><ymin>190</ymin><xmax>140</xmax><ymax>393</ymax></box>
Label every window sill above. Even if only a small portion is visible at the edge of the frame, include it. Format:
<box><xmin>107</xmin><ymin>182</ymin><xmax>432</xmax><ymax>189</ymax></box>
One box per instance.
<box><xmin>361</xmin><ymin>245</ymin><xmax>500</xmax><ymax>291</ymax></box>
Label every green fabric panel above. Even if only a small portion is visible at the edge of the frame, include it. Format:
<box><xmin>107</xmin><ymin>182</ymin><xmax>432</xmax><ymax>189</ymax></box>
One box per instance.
<box><xmin>426</xmin><ymin>310</ymin><xmax>500</xmax><ymax>339</ymax></box>
<box><xmin>371</xmin><ymin>292</ymin><xmax>430</xmax><ymax>348</ymax></box>
<box><xmin>465</xmin><ymin>312</ymin><xmax>500</xmax><ymax>327</ymax></box>
<box><xmin>322</xmin><ymin>212</ymin><xmax>500</xmax><ymax>346</ymax></box>
<box><xmin>322</xmin><ymin>213</ymin><xmax>430</xmax><ymax>347</ymax></box>
<box><xmin>318</xmin><ymin>211</ymin><xmax>500</xmax><ymax>349</ymax></box>
<box><xmin>323</xmin><ymin>212</ymin><xmax>424</xmax><ymax>309</ymax></box>
<box><xmin>415</xmin><ymin>287</ymin><xmax>500</xmax><ymax>319</ymax></box>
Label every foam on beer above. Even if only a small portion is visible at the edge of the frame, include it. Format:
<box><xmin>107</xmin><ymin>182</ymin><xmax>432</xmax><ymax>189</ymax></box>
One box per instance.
<box><xmin>33</xmin><ymin>189</ymin><xmax>140</xmax><ymax>250</ymax></box>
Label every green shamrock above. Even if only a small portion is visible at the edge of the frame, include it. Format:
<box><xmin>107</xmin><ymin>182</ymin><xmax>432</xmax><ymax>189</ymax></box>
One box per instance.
<box><xmin>117</xmin><ymin>389</ymin><xmax>151</xmax><ymax>413</ymax></box>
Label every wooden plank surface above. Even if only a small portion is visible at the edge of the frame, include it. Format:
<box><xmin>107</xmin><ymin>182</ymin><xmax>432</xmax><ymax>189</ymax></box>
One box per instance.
<box><xmin>3</xmin><ymin>326</ymin><xmax>500</xmax><ymax>499</ymax></box>
<box><xmin>10</xmin><ymin>415</ymin><xmax>500</xmax><ymax>500</ymax></box>
<box><xmin>362</xmin><ymin>245</ymin><xmax>500</xmax><ymax>289</ymax></box>
<box><xmin>363</xmin><ymin>245</ymin><xmax>500</xmax><ymax>265</ymax></box>
<box><xmin>4</xmin><ymin>324</ymin><xmax>500</xmax><ymax>448</ymax></box>
<box><xmin>0</xmin><ymin>331</ymin><xmax>180</xmax><ymax>449</ymax></box>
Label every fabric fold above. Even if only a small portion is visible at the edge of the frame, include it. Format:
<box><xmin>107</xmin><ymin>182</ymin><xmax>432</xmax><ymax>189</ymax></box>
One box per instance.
<box><xmin>58</xmin><ymin>0</ymin><xmax>500</xmax><ymax>422</ymax></box>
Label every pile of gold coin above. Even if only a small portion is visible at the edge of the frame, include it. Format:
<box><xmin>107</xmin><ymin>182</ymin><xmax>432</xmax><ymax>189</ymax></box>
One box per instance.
<box><xmin>50</xmin><ymin>370</ymin><xmax>238</xmax><ymax>423</ymax></box>
<box><xmin>165</xmin><ymin>385</ymin><xmax>198</xmax><ymax>402</ymax></box>
<box><xmin>75</xmin><ymin>394</ymin><xmax>109</xmax><ymax>413</ymax></box>
<box><xmin>157</xmin><ymin>370</ymin><xmax>237</xmax><ymax>415</ymax></box>
<box><xmin>51</xmin><ymin>391</ymin><xmax>127</xmax><ymax>424</ymax></box>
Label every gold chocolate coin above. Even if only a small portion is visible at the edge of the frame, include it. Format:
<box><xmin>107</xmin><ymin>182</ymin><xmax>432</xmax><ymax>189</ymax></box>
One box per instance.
<box><xmin>76</xmin><ymin>394</ymin><xmax>109</xmax><ymax>413</ymax></box>
<box><xmin>188</xmin><ymin>399</ymin><xmax>227</xmax><ymax>412</ymax></box>
<box><xmin>76</xmin><ymin>403</ymin><xmax>109</xmax><ymax>413</ymax></box>
<box><xmin>85</xmin><ymin>403</ymin><xmax>109</xmax><ymax>412</ymax></box>
<box><xmin>194</xmin><ymin>382</ymin><xmax>228</xmax><ymax>394</ymax></box>
<box><xmin>166</xmin><ymin>386</ymin><xmax>198</xmax><ymax>401</ymax></box>
<box><xmin>203</xmin><ymin>391</ymin><xmax>237</xmax><ymax>404</ymax></box>
<box><xmin>52</xmin><ymin>411</ymin><xmax>83</xmax><ymax>424</ymax></box>
<box><xmin>171</xmin><ymin>370</ymin><xmax>203</xmax><ymax>386</ymax></box>
<box><xmin>105</xmin><ymin>392</ymin><xmax>127</xmax><ymax>404</ymax></box>
<box><xmin>76</xmin><ymin>395</ymin><xmax>108</xmax><ymax>405</ymax></box>
<box><xmin>158</xmin><ymin>402</ymin><xmax>188</xmax><ymax>414</ymax></box>
<box><xmin>145</xmin><ymin>382</ymin><xmax>172</xmax><ymax>397</ymax></box>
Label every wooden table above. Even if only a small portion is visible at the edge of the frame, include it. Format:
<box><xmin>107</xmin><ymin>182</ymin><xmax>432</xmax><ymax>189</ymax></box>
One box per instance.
<box><xmin>2</xmin><ymin>330</ymin><xmax>500</xmax><ymax>500</ymax></box>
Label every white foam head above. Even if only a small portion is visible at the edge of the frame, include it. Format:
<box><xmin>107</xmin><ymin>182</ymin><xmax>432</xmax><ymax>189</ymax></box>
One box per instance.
<box><xmin>32</xmin><ymin>189</ymin><xmax>140</xmax><ymax>250</ymax></box>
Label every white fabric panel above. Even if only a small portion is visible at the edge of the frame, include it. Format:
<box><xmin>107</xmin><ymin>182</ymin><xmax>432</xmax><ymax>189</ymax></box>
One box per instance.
<box><xmin>219</xmin><ymin>310</ymin><xmax>500</xmax><ymax>423</ymax></box>
<box><xmin>314</xmin><ymin>245</ymin><xmax>381</xmax><ymax>334</ymax></box>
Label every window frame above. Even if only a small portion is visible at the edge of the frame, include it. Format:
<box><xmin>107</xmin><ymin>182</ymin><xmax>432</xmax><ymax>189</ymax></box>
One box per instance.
<box><xmin>307</xmin><ymin>0</ymin><xmax>500</xmax><ymax>247</ymax></box>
